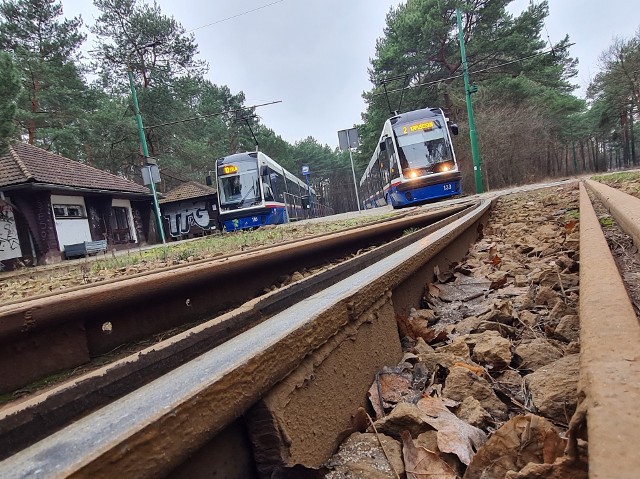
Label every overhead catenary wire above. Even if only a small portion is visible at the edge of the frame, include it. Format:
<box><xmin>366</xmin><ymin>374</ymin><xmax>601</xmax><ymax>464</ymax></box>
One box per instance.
<box><xmin>186</xmin><ymin>1</ymin><xmax>285</xmax><ymax>33</ymax></box>
<box><xmin>143</xmin><ymin>100</ymin><xmax>282</xmax><ymax>129</ymax></box>
<box><xmin>372</xmin><ymin>45</ymin><xmax>573</xmax><ymax>98</ymax></box>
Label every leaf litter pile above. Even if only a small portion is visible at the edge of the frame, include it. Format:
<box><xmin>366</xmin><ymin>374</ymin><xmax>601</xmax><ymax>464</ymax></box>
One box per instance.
<box><xmin>319</xmin><ymin>184</ymin><xmax>587</xmax><ymax>479</ymax></box>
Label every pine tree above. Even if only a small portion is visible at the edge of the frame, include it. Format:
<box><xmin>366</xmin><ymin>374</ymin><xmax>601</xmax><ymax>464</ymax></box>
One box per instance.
<box><xmin>0</xmin><ymin>0</ymin><xmax>88</xmax><ymax>154</ymax></box>
<box><xmin>0</xmin><ymin>51</ymin><xmax>20</xmax><ymax>151</ymax></box>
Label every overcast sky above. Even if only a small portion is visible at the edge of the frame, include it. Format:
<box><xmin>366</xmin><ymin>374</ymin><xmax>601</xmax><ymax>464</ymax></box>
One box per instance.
<box><xmin>59</xmin><ymin>0</ymin><xmax>639</xmax><ymax>150</ymax></box>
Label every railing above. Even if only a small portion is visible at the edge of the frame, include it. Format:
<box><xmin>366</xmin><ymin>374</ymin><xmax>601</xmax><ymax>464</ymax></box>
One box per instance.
<box><xmin>283</xmin><ymin>193</ymin><xmax>334</xmax><ymax>221</ymax></box>
<box><xmin>283</xmin><ymin>192</ymin><xmax>304</xmax><ymax>221</ymax></box>
<box><xmin>311</xmin><ymin>201</ymin><xmax>334</xmax><ymax>218</ymax></box>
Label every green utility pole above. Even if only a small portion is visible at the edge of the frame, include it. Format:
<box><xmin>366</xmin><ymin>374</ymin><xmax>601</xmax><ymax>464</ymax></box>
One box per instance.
<box><xmin>127</xmin><ymin>69</ymin><xmax>166</xmax><ymax>244</ymax></box>
<box><xmin>456</xmin><ymin>9</ymin><xmax>483</xmax><ymax>194</ymax></box>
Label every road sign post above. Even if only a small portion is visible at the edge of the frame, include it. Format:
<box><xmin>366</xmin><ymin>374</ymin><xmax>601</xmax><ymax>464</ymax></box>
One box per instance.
<box><xmin>337</xmin><ymin>127</ymin><xmax>361</xmax><ymax>213</ymax></box>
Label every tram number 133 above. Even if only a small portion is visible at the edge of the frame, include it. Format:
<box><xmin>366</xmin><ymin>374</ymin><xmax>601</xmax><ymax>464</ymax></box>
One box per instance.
<box><xmin>443</xmin><ymin>183</ymin><xmax>453</xmax><ymax>191</ymax></box>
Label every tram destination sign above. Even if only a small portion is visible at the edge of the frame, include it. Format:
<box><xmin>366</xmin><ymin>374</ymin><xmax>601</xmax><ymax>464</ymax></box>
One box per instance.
<box><xmin>401</xmin><ymin>120</ymin><xmax>435</xmax><ymax>135</ymax></box>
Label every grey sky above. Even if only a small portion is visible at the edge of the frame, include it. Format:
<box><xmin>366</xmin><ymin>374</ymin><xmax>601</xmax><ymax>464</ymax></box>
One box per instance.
<box><xmin>59</xmin><ymin>0</ymin><xmax>639</xmax><ymax>150</ymax></box>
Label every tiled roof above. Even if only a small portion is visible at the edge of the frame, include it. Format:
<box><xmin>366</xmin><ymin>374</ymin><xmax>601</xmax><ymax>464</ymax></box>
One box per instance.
<box><xmin>159</xmin><ymin>181</ymin><xmax>217</xmax><ymax>204</ymax></box>
<box><xmin>0</xmin><ymin>142</ymin><xmax>151</xmax><ymax>195</ymax></box>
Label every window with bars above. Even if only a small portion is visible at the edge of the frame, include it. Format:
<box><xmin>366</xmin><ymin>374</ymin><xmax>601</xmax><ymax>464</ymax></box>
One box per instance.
<box><xmin>53</xmin><ymin>204</ymin><xmax>86</xmax><ymax>218</ymax></box>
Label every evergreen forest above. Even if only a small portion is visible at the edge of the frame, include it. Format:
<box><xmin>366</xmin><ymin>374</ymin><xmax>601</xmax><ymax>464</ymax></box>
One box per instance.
<box><xmin>0</xmin><ymin>0</ymin><xmax>639</xmax><ymax>213</ymax></box>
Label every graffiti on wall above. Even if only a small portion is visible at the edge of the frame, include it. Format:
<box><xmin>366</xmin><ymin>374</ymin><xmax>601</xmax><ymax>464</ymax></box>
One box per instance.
<box><xmin>131</xmin><ymin>204</ymin><xmax>147</xmax><ymax>243</ymax></box>
<box><xmin>0</xmin><ymin>202</ymin><xmax>22</xmax><ymax>261</ymax></box>
<box><xmin>163</xmin><ymin>200</ymin><xmax>218</xmax><ymax>238</ymax></box>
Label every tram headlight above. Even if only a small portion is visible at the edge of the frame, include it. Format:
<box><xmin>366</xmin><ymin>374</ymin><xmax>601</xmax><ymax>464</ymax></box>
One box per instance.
<box><xmin>434</xmin><ymin>161</ymin><xmax>454</xmax><ymax>173</ymax></box>
<box><xmin>408</xmin><ymin>170</ymin><xmax>418</xmax><ymax>179</ymax></box>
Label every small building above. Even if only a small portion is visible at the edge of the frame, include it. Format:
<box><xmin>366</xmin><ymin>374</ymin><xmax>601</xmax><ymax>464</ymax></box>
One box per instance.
<box><xmin>0</xmin><ymin>142</ymin><xmax>158</xmax><ymax>267</ymax></box>
<box><xmin>160</xmin><ymin>181</ymin><xmax>219</xmax><ymax>240</ymax></box>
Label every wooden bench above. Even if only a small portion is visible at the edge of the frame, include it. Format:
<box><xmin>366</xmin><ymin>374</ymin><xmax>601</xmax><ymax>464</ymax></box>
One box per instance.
<box><xmin>64</xmin><ymin>240</ymin><xmax>108</xmax><ymax>259</ymax></box>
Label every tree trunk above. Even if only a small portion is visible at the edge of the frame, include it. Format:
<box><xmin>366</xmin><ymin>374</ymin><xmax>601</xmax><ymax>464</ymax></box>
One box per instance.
<box><xmin>28</xmin><ymin>77</ymin><xmax>39</xmax><ymax>144</ymax></box>
<box><xmin>630</xmin><ymin>108</ymin><xmax>637</xmax><ymax>166</ymax></box>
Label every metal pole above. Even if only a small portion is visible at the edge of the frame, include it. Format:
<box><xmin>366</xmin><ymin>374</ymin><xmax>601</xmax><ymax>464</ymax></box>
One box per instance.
<box><xmin>456</xmin><ymin>9</ymin><xmax>483</xmax><ymax>194</ymax></box>
<box><xmin>127</xmin><ymin>69</ymin><xmax>165</xmax><ymax>243</ymax></box>
<box><xmin>304</xmin><ymin>174</ymin><xmax>311</xmax><ymax>218</ymax></box>
<box><xmin>346</xmin><ymin>130</ymin><xmax>362</xmax><ymax>212</ymax></box>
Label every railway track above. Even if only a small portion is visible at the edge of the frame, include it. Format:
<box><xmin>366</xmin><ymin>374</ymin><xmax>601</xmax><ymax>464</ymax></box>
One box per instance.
<box><xmin>0</xmin><ymin>180</ymin><xmax>638</xmax><ymax>478</ymax></box>
<box><xmin>0</xmin><ymin>202</ymin><xmax>473</xmax><ymax>458</ymax></box>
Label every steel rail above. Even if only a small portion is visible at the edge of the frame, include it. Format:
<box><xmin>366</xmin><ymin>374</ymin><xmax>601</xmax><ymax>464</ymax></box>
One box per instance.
<box><xmin>0</xmin><ymin>199</ymin><xmax>492</xmax><ymax>479</ymax></box>
<box><xmin>584</xmin><ymin>178</ymin><xmax>640</xmax><ymax>250</ymax></box>
<box><xmin>578</xmin><ymin>181</ymin><xmax>640</xmax><ymax>479</ymax></box>
<box><xmin>0</xmin><ymin>203</ymin><xmax>470</xmax><ymax>395</ymax></box>
<box><xmin>0</xmin><ymin>202</ymin><xmax>475</xmax><ymax>458</ymax></box>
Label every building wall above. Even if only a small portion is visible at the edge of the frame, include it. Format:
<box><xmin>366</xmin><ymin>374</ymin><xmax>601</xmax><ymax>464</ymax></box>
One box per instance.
<box><xmin>131</xmin><ymin>200</ymin><xmax>152</xmax><ymax>245</ymax></box>
<box><xmin>12</xmin><ymin>191</ymin><xmax>59</xmax><ymax>264</ymax></box>
<box><xmin>0</xmin><ymin>199</ymin><xmax>22</xmax><ymax>262</ymax></box>
<box><xmin>162</xmin><ymin>197</ymin><xmax>219</xmax><ymax>240</ymax></box>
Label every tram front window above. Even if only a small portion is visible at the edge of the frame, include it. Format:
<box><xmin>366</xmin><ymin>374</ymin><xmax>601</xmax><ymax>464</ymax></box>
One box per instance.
<box><xmin>218</xmin><ymin>170</ymin><xmax>260</xmax><ymax>210</ymax></box>
<box><xmin>395</xmin><ymin>125</ymin><xmax>452</xmax><ymax>172</ymax></box>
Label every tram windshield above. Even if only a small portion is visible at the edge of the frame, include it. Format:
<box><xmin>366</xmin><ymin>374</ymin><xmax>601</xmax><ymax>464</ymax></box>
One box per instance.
<box><xmin>393</xmin><ymin>121</ymin><xmax>453</xmax><ymax>172</ymax></box>
<box><xmin>217</xmin><ymin>162</ymin><xmax>261</xmax><ymax>210</ymax></box>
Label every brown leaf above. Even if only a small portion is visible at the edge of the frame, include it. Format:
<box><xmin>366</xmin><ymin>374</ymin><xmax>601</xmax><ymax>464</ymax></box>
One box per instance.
<box><xmin>564</xmin><ymin>220</ymin><xmax>577</xmax><ymax>234</ymax></box>
<box><xmin>401</xmin><ymin>430</ymin><xmax>457</xmax><ymax>479</ymax></box>
<box><xmin>368</xmin><ymin>370</ymin><xmax>416</xmax><ymax>418</ymax></box>
<box><xmin>428</xmin><ymin>283</ymin><xmax>442</xmax><ymax>299</ymax></box>
<box><xmin>464</xmin><ymin>414</ymin><xmax>567</xmax><ymax>479</ymax></box>
<box><xmin>416</xmin><ymin>397</ymin><xmax>487</xmax><ymax>466</ymax></box>
<box><xmin>452</xmin><ymin>362</ymin><xmax>485</xmax><ymax>377</ymax></box>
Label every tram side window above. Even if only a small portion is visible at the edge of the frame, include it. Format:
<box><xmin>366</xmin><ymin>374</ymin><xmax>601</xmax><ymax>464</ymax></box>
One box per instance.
<box><xmin>270</xmin><ymin>172</ymin><xmax>286</xmax><ymax>201</ymax></box>
<box><xmin>385</xmin><ymin>138</ymin><xmax>400</xmax><ymax>179</ymax></box>
<box><xmin>377</xmin><ymin>149</ymin><xmax>390</xmax><ymax>185</ymax></box>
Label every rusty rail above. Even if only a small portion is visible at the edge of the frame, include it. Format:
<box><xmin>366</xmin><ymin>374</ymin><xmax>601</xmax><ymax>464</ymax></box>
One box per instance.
<box><xmin>579</xmin><ymin>180</ymin><xmax>640</xmax><ymax>479</ymax></box>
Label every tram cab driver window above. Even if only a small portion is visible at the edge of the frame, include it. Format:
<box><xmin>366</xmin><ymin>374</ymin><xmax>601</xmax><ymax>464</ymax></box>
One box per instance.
<box><xmin>224</xmin><ymin>176</ymin><xmax>242</xmax><ymax>200</ymax></box>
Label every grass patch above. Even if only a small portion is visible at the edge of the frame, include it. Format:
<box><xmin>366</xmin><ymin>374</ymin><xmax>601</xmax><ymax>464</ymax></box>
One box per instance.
<box><xmin>592</xmin><ymin>171</ymin><xmax>640</xmax><ymax>183</ymax></box>
<box><xmin>599</xmin><ymin>216</ymin><xmax>615</xmax><ymax>228</ymax></box>
<box><xmin>84</xmin><ymin>214</ymin><xmax>396</xmax><ymax>274</ymax></box>
<box><xmin>565</xmin><ymin>209</ymin><xmax>580</xmax><ymax>220</ymax></box>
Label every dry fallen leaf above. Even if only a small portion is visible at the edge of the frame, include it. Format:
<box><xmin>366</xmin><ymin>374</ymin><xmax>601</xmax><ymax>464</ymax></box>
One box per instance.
<box><xmin>564</xmin><ymin>220</ymin><xmax>577</xmax><ymax>234</ymax></box>
<box><xmin>401</xmin><ymin>430</ymin><xmax>457</xmax><ymax>479</ymax></box>
<box><xmin>368</xmin><ymin>370</ymin><xmax>417</xmax><ymax>418</ymax></box>
<box><xmin>463</xmin><ymin>414</ymin><xmax>566</xmax><ymax>479</ymax></box>
<box><xmin>416</xmin><ymin>396</ymin><xmax>487</xmax><ymax>466</ymax></box>
<box><xmin>452</xmin><ymin>362</ymin><xmax>485</xmax><ymax>377</ymax></box>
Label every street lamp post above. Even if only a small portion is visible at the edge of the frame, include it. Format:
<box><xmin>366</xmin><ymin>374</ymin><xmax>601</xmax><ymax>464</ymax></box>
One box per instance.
<box><xmin>456</xmin><ymin>8</ymin><xmax>483</xmax><ymax>194</ymax></box>
<box><xmin>127</xmin><ymin>68</ymin><xmax>166</xmax><ymax>244</ymax></box>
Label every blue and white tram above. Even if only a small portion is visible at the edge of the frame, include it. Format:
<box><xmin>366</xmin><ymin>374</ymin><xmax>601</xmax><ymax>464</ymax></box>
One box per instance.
<box><xmin>216</xmin><ymin>151</ymin><xmax>314</xmax><ymax>231</ymax></box>
<box><xmin>359</xmin><ymin>107</ymin><xmax>462</xmax><ymax>209</ymax></box>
